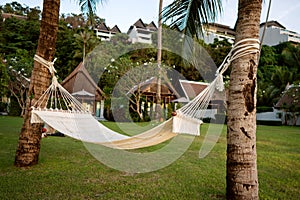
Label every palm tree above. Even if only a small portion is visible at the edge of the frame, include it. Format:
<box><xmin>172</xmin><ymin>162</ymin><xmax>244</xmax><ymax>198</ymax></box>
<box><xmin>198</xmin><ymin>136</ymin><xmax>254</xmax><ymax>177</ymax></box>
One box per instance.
<box><xmin>163</xmin><ymin>0</ymin><xmax>262</xmax><ymax>199</ymax></box>
<box><xmin>226</xmin><ymin>1</ymin><xmax>262</xmax><ymax>199</ymax></box>
<box><xmin>14</xmin><ymin>0</ymin><xmax>61</xmax><ymax>167</ymax></box>
<box><xmin>15</xmin><ymin>0</ymin><xmax>103</xmax><ymax>167</ymax></box>
<box><xmin>78</xmin><ymin>0</ymin><xmax>102</xmax><ymax>27</ymax></box>
<box><xmin>73</xmin><ymin>29</ymin><xmax>100</xmax><ymax>61</ymax></box>
<box><xmin>155</xmin><ymin>0</ymin><xmax>163</xmax><ymax>121</ymax></box>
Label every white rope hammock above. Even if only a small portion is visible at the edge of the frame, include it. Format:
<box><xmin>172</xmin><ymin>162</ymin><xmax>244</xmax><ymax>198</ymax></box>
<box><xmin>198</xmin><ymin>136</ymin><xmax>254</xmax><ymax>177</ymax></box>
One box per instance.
<box><xmin>31</xmin><ymin>38</ymin><xmax>260</xmax><ymax>149</ymax></box>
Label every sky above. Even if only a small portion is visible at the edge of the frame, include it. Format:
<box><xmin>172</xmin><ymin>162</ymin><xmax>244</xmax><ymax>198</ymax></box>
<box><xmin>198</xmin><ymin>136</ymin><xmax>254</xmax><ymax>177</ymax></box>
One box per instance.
<box><xmin>2</xmin><ymin>0</ymin><xmax>300</xmax><ymax>34</ymax></box>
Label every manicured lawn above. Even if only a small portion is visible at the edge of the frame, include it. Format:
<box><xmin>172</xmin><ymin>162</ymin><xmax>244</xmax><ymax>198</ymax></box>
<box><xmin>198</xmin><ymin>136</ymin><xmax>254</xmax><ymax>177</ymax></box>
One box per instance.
<box><xmin>0</xmin><ymin>116</ymin><xmax>299</xmax><ymax>199</ymax></box>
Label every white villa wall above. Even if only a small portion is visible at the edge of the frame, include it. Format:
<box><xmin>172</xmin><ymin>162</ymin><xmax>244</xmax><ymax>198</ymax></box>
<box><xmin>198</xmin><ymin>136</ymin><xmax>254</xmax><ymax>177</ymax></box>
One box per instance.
<box><xmin>128</xmin><ymin>27</ymin><xmax>138</xmax><ymax>43</ymax></box>
<box><xmin>260</xmin><ymin>26</ymin><xmax>300</xmax><ymax>46</ymax></box>
<box><xmin>96</xmin><ymin>31</ymin><xmax>111</xmax><ymax>41</ymax></box>
<box><xmin>136</xmin><ymin>29</ymin><xmax>152</xmax><ymax>44</ymax></box>
<box><xmin>256</xmin><ymin>109</ymin><xmax>300</xmax><ymax>126</ymax></box>
<box><xmin>203</xmin><ymin>31</ymin><xmax>235</xmax><ymax>44</ymax></box>
<box><xmin>259</xmin><ymin>27</ymin><xmax>287</xmax><ymax>46</ymax></box>
<box><xmin>198</xmin><ymin>109</ymin><xmax>218</xmax><ymax>119</ymax></box>
<box><xmin>128</xmin><ymin>27</ymin><xmax>153</xmax><ymax>44</ymax></box>
<box><xmin>281</xmin><ymin>29</ymin><xmax>300</xmax><ymax>44</ymax></box>
<box><xmin>256</xmin><ymin>111</ymin><xmax>282</xmax><ymax>122</ymax></box>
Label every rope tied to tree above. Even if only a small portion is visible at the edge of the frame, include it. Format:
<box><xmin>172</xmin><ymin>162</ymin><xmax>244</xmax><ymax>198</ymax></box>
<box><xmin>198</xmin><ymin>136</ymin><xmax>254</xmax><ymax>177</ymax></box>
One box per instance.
<box><xmin>31</xmin><ymin>55</ymin><xmax>87</xmax><ymax>113</ymax></box>
<box><xmin>214</xmin><ymin>38</ymin><xmax>260</xmax><ymax>92</ymax></box>
<box><xmin>34</xmin><ymin>54</ymin><xmax>57</xmax><ymax>77</ymax></box>
<box><xmin>175</xmin><ymin>38</ymin><xmax>261</xmax><ymax>125</ymax></box>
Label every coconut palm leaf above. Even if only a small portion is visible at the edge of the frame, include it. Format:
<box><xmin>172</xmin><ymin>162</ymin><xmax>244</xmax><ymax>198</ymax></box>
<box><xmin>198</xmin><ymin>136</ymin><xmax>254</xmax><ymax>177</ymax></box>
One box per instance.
<box><xmin>77</xmin><ymin>0</ymin><xmax>106</xmax><ymax>26</ymax></box>
<box><xmin>77</xmin><ymin>0</ymin><xmax>96</xmax><ymax>14</ymax></box>
<box><xmin>162</xmin><ymin>0</ymin><xmax>222</xmax><ymax>38</ymax></box>
<box><xmin>162</xmin><ymin>0</ymin><xmax>222</xmax><ymax>80</ymax></box>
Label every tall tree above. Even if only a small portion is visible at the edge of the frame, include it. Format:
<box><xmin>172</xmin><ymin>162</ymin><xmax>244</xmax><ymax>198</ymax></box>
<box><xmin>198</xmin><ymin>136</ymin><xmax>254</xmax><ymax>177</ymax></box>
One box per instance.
<box><xmin>163</xmin><ymin>0</ymin><xmax>262</xmax><ymax>199</ymax></box>
<box><xmin>226</xmin><ymin>1</ymin><xmax>261</xmax><ymax>199</ymax></box>
<box><xmin>14</xmin><ymin>0</ymin><xmax>104</xmax><ymax>167</ymax></box>
<box><xmin>155</xmin><ymin>0</ymin><xmax>163</xmax><ymax>121</ymax></box>
<box><xmin>15</xmin><ymin>0</ymin><xmax>60</xmax><ymax>167</ymax></box>
<box><xmin>73</xmin><ymin>29</ymin><xmax>99</xmax><ymax>61</ymax></box>
<box><xmin>78</xmin><ymin>0</ymin><xmax>102</xmax><ymax>27</ymax></box>
<box><xmin>0</xmin><ymin>57</ymin><xmax>9</xmax><ymax>98</ymax></box>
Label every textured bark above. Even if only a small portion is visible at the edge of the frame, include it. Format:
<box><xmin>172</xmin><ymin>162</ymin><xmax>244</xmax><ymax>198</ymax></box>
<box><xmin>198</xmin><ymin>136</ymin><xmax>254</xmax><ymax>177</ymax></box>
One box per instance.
<box><xmin>226</xmin><ymin>0</ymin><xmax>262</xmax><ymax>199</ymax></box>
<box><xmin>15</xmin><ymin>0</ymin><xmax>60</xmax><ymax>167</ymax></box>
<box><xmin>155</xmin><ymin>0</ymin><xmax>163</xmax><ymax>121</ymax></box>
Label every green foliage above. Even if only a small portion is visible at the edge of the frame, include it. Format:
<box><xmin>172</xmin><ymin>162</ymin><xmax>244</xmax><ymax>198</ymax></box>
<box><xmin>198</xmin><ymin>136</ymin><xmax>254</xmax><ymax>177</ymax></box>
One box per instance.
<box><xmin>0</xmin><ymin>1</ymin><xmax>41</xmax><ymax>17</ymax></box>
<box><xmin>8</xmin><ymin>96</ymin><xmax>21</xmax><ymax>116</ymax></box>
<box><xmin>152</xmin><ymin>27</ymin><xmax>203</xmax><ymax>81</ymax></box>
<box><xmin>54</xmin><ymin>20</ymin><xmax>82</xmax><ymax>81</ymax></box>
<box><xmin>0</xmin><ymin>2</ymin><xmax>102</xmax><ymax>83</ymax></box>
<box><xmin>167</xmin><ymin>102</ymin><xmax>175</xmax><ymax>119</ymax></box>
<box><xmin>256</xmin><ymin>106</ymin><xmax>273</xmax><ymax>113</ymax></box>
<box><xmin>257</xmin><ymin>43</ymin><xmax>300</xmax><ymax>107</ymax></box>
<box><xmin>0</xmin><ymin>2</ymin><xmax>39</xmax><ymax>86</ymax></box>
<box><xmin>259</xmin><ymin>45</ymin><xmax>277</xmax><ymax>66</ymax></box>
<box><xmin>0</xmin><ymin>102</ymin><xmax>8</xmax><ymax>112</ymax></box>
<box><xmin>0</xmin><ymin>17</ymin><xmax>39</xmax><ymax>56</ymax></box>
<box><xmin>162</xmin><ymin>0</ymin><xmax>222</xmax><ymax>38</ymax></box>
<box><xmin>205</xmin><ymin>38</ymin><xmax>232</xmax><ymax>76</ymax></box>
<box><xmin>0</xmin><ymin>59</ymin><xmax>9</xmax><ymax>97</ymax></box>
<box><xmin>6</xmin><ymin>49</ymin><xmax>34</xmax><ymax>77</ymax></box>
<box><xmin>73</xmin><ymin>29</ymin><xmax>100</xmax><ymax>59</ymax></box>
<box><xmin>256</xmin><ymin>120</ymin><xmax>282</xmax><ymax>126</ymax></box>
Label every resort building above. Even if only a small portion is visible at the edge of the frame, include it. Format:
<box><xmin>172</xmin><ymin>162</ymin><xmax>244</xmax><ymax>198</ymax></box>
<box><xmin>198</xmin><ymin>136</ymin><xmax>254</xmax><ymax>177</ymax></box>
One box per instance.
<box><xmin>259</xmin><ymin>21</ymin><xmax>300</xmax><ymax>46</ymax></box>
<box><xmin>274</xmin><ymin>84</ymin><xmax>300</xmax><ymax>125</ymax></box>
<box><xmin>94</xmin><ymin>22</ymin><xmax>121</xmax><ymax>41</ymax></box>
<box><xmin>61</xmin><ymin>62</ymin><xmax>105</xmax><ymax>119</ymax></box>
<box><xmin>127</xmin><ymin>19</ymin><xmax>157</xmax><ymax>44</ymax></box>
<box><xmin>256</xmin><ymin>84</ymin><xmax>300</xmax><ymax>126</ymax></box>
<box><xmin>1</xmin><ymin>13</ymin><xmax>27</xmax><ymax>21</ymax></box>
<box><xmin>200</xmin><ymin>21</ymin><xmax>300</xmax><ymax>47</ymax></box>
<box><xmin>173</xmin><ymin>80</ymin><xmax>227</xmax><ymax>120</ymax></box>
<box><xmin>125</xmin><ymin>76</ymin><xmax>179</xmax><ymax>121</ymax></box>
<box><xmin>202</xmin><ymin>23</ymin><xmax>235</xmax><ymax>44</ymax></box>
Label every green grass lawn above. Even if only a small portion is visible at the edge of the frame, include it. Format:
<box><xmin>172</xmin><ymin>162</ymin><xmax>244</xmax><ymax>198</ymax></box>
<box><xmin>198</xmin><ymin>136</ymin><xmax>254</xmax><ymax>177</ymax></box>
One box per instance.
<box><xmin>0</xmin><ymin>116</ymin><xmax>299</xmax><ymax>199</ymax></box>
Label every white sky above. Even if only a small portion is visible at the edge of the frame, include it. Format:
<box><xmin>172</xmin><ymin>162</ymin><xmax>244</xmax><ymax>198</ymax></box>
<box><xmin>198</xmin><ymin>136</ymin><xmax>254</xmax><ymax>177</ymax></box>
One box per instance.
<box><xmin>1</xmin><ymin>0</ymin><xmax>300</xmax><ymax>33</ymax></box>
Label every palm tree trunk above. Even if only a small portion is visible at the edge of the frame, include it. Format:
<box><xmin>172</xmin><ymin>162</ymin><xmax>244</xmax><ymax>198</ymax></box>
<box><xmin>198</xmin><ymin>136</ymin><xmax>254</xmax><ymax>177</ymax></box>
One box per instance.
<box><xmin>155</xmin><ymin>0</ymin><xmax>163</xmax><ymax>121</ymax></box>
<box><xmin>14</xmin><ymin>0</ymin><xmax>60</xmax><ymax>167</ymax></box>
<box><xmin>226</xmin><ymin>0</ymin><xmax>262</xmax><ymax>199</ymax></box>
<box><xmin>157</xmin><ymin>0</ymin><xmax>163</xmax><ymax>66</ymax></box>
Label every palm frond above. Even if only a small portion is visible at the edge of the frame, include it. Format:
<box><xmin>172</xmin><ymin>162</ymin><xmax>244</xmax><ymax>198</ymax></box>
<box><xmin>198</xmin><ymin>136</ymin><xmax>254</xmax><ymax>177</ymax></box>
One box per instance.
<box><xmin>163</xmin><ymin>0</ymin><xmax>222</xmax><ymax>38</ymax></box>
<box><xmin>77</xmin><ymin>0</ymin><xmax>106</xmax><ymax>15</ymax></box>
<box><xmin>77</xmin><ymin>0</ymin><xmax>106</xmax><ymax>27</ymax></box>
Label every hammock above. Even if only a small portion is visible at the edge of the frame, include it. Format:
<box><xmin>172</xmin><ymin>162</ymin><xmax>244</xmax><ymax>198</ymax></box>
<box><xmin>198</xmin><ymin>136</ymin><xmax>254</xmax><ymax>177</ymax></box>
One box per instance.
<box><xmin>31</xmin><ymin>38</ymin><xmax>260</xmax><ymax>149</ymax></box>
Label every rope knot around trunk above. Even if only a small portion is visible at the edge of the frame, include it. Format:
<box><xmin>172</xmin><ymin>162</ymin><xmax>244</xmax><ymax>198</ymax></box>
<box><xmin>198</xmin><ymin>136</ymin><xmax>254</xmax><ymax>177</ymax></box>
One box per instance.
<box><xmin>34</xmin><ymin>54</ymin><xmax>57</xmax><ymax>77</ymax></box>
